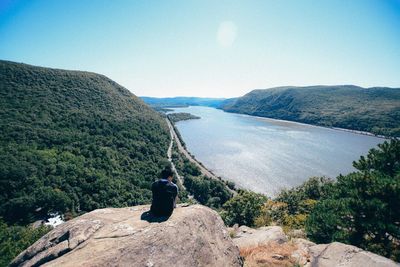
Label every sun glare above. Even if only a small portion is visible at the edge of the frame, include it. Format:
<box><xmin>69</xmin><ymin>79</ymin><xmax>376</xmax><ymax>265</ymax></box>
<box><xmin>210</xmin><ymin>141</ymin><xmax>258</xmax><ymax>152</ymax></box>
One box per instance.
<box><xmin>217</xmin><ymin>21</ymin><xmax>237</xmax><ymax>48</ymax></box>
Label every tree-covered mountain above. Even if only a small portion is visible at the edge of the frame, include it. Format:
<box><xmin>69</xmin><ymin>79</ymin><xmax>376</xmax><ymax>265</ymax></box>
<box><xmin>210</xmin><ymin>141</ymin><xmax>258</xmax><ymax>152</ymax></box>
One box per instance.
<box><xmin>141</xmin><ymin>96</ymin><xmax>226</xmax><ymax>108</ymax></box>
<box><xmin>0</xmin><ymin>60</ymin><xmax>170</xmax><ymax>225</ymax></box>
<box><xmin>220</xmin><ymin>85</ymin><xmax>400</xmax><ymax>137</ymax></box>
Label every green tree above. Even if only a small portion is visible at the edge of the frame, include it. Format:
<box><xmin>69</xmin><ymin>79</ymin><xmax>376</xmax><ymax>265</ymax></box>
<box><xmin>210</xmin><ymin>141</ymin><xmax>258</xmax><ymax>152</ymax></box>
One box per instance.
<box><xmin>0</xmin><ymin>219</ymin><xmax>50</xmax><ymax>267</ymax></box>
<box><xmin>0</xmin><ymin>60</ymin><xmax>171</xmax><ymax>224</ymax></box>
<box><xmin>220</xmin><ymin>190</ymin><xmax>267</xmax><ymax>226</ymax></box>
<box><xmin>353</xmin><ymin>139</ymin><xmax>400</xmax><ymax>176</ymax></box>
<box><xmin>306</xmin><ymin>140</ymin><xmax>400</xmax><ymax>261</ymax></box>
<box><xmin>275</xmin><ymin>176</ymin><xmax>333</xmax><ymax>215</ymax></box>
<box><xmin>255</xmin><ymin>177</ymin><xmax>332</xmax><ymax>230</ymax></box>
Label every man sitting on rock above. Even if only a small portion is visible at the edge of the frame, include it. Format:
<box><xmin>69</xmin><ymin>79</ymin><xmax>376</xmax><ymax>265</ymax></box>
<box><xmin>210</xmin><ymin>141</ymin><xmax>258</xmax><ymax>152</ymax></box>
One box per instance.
<box><xmin>150</xmin><ymin>167</ymin><xmax>178</xmax><ymax>217</ymax></box>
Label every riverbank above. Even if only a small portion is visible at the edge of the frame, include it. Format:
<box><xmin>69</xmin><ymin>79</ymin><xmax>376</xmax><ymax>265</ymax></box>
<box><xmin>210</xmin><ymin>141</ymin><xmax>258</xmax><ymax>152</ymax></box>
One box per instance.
<box><xmin>166</xmin><ymin>118</ymin><xmax>237</xmax><ymax>195</ymax></box>
<box><xmin>224</xmin><ymin>109</ymin><xmax>389</xmax><ymax>139</ymax></box>
<box><xmin>166</xmin><ymin>106</ymin><xmax>383</xmax><ymax>196</ymax></box>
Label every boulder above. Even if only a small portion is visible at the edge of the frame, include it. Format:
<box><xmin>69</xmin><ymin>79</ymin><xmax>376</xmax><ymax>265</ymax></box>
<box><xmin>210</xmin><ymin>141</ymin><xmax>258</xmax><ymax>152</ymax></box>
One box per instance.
<box><xmin>11</xmin><ymin>204</ymin><xmax>242</xmax><ymax>267</ymax></box>
<box><xmin>309</xmin><ymin>242</ymin><xmax>399</xmax><ymax>267</ymax></box>
<box><xmin>231</xmin><ymin>225</ymin><xmax>288</xmax><ymax>249</ymax></box>
<box><xmin>291</xmin><ymin>238</ymin><xmax>316</xmax><ymax>266</ymax></box>
<box><xmin>231</xmin><ymin>226</ymin><xmax>399</xmax><ymax>267</ymax></box>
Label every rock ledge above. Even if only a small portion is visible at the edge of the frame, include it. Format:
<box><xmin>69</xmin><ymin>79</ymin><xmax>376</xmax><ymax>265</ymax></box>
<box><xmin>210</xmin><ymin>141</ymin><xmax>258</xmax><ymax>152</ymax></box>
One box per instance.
<box><xmin>11</xmin><ymin>204</ymin><xmax>242</xmax><ymax>267</ymax></box>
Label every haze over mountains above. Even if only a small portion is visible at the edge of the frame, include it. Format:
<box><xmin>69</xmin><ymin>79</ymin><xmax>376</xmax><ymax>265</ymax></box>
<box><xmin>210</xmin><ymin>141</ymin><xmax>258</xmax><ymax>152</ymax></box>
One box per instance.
<box><xmin>142</xmin><ymin>85</ymin><xmax>400</xmax><ymax>137</ymax></box>
<box><xmin>141</xmin><ymin>96</ymin><xmax>225</xmax><ymax>108</ymax></box>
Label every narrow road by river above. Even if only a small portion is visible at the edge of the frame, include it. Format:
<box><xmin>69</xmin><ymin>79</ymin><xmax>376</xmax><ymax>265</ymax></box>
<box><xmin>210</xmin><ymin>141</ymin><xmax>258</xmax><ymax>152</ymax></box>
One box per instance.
<box><xmin>166</xmin><ymin>118</ymin><xmax>236</xmax><ymax>195</ymax></box>
<box><xmin>166</xmin><ymin>120</ymin><xmax>186</xmax><ymax>191</ymax></box>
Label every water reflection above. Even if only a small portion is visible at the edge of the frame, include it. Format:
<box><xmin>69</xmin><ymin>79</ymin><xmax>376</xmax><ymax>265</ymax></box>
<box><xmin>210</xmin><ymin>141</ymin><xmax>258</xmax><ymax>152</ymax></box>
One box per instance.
<box><xmin>171</xmin><ymin>106</ymin><xmax>383</xmax><ymax>196</ymax></box>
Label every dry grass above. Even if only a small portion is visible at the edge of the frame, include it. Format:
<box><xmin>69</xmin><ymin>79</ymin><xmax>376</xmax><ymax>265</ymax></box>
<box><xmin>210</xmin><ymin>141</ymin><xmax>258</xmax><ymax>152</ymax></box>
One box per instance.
<box><xmin>240</xmin><ymin>241</ymin><xmax>300</xmax><ymax>267</ymax></box>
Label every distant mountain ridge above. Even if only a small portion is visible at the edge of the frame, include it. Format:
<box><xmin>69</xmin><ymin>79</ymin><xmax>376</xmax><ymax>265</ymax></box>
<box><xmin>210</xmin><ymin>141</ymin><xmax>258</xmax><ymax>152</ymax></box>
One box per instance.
<box><xmin>141</xmin><ymin>96</ymin><xmax>226</xmax><ymax>108</ymax></box>
<box><xmin>220</xmin><ymin>85</ymin><xmax>400</xmax><ymax>137</ymax></box>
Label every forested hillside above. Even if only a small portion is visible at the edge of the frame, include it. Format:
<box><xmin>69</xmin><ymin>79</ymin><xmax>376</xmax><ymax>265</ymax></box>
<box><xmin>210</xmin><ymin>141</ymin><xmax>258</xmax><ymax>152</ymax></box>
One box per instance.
<box><xmin>221</xmin><ymin>85</ymin><xmax>400</xmax><ymax>137</ymax></box>
<box><xmin>0</xmin><ymin>60</ymin><xmax>170</xmax><ymax>225</ymax></box>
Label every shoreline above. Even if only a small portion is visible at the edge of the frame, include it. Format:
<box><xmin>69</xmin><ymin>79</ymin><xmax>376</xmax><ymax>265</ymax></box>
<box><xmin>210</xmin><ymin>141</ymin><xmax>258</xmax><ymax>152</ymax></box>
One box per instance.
<box><xmin>216</xmin><ymin>108</ymin><xmax>390</xmax><ymax>140</ymax></box>
<box><xmin>170</xmin><ymin>106</ymin><xmax>388</xmax><ymax>139</ymax></box>
<box><xmin>252</xmin><ymin>114</ymin><xmax>387</xmax><ymax>139</ymax></box>
<box><xmin>167</xmin><ymin>106</ymin><xmax>388</xmax><ymax>196</ymax></box>
<box><xmin>166</xmin><ymin>118</ymin><xmax>237</xmax><ymax>195</ymax></box>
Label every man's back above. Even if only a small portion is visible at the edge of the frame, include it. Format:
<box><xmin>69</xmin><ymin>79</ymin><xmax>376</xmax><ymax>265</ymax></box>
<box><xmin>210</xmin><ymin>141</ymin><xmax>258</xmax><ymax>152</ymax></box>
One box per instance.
<box><xmin>150</xmin><ymin>179</ymin><xmax>178</xmax><ymax>217</ymax></box>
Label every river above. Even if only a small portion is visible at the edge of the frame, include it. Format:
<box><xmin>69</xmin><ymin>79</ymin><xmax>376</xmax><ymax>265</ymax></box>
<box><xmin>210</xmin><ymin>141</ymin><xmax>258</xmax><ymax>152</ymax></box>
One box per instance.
<box><xmin>170</xmin><ymin>106</ymin><xmax>384</xmax><ymax>196</ymax></box>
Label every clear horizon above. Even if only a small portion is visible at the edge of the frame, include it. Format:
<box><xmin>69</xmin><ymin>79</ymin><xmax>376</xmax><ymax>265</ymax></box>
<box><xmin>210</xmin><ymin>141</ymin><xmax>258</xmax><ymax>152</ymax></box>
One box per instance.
<box><xmin>1</xmin><ymin>0</ymin><xmax>400</xmax><ymax>97</ymax></box>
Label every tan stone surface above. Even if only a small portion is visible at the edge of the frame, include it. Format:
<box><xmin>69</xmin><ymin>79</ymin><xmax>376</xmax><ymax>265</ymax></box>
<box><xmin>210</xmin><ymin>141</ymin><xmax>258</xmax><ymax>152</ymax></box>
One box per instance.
<box><xmin>11</xmin><ymin>204</ymin><xmax>242</xmax><ymax>267</ymax></box>
<box><xmin>232</xmin><ymin>225</ymin><xmax>288</xmax><ymax>249</ymax></box>
<box><xmin>309</xmin><ymin>242</ymin><xmax>399</xmax><ymax>267</ymax></box>
<box><xmin>233</xmin><ymin>226</ymin><xmax>399</xmax><ymax>267</ymax></box>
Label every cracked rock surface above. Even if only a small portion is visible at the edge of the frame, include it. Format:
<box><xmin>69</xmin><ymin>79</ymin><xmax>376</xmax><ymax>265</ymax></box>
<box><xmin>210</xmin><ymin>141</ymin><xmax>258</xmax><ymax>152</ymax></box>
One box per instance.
<box><xmin>11</xmin><ymin>204</ymin><xmax>242</xmax><ymax>267</ymax></box>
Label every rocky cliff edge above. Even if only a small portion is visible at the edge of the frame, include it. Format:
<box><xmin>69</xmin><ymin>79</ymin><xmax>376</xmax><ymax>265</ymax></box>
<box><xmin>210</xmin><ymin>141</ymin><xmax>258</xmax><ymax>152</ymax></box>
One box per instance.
<box><xmin>11</xmin><ymin>204</ymin><xmax>242</xmax><ymax>267</ymax></box>
<box><xmin>11</xmin><ymin>204</ymin><xmax>399</xmax><ymax>267</ymax></box>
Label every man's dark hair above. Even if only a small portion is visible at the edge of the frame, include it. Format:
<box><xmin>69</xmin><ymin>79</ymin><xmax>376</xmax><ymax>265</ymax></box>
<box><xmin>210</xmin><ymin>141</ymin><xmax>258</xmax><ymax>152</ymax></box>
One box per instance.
<box><xmin>160</xmin><ymin>167</ymin><xmax>174</xmax><ymax>179</ymax></box>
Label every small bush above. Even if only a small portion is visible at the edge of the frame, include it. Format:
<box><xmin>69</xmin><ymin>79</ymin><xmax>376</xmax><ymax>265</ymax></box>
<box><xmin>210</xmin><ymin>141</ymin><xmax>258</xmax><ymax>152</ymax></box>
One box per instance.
<box><xmin>221</xmin><ymin>190</ymin><xmax>267</xmax><ymax>226</ymax></box>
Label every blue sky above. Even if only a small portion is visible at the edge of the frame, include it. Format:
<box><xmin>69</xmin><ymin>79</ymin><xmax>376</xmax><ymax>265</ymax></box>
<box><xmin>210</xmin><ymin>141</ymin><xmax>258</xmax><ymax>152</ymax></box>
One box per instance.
<box><xmin>1</xmin><ymin>0</ymin><xmax>399</xmax><ymax>97</ymax></box>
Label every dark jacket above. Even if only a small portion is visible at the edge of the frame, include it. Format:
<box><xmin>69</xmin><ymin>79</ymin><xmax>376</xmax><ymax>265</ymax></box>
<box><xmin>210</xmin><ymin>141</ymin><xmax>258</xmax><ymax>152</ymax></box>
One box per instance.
<box><xmin>150</xmin><ymin>179</ymin><xmax>178</xmax><ymax>217</ymax></box>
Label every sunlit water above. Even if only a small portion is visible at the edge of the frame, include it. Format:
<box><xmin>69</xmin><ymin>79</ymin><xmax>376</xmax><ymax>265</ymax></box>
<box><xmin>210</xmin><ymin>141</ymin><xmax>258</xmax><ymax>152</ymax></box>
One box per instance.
<box><xmin>171</xmin><ymin>106</ymin><xmax>384</xmax><ymax>196</ymax></box>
